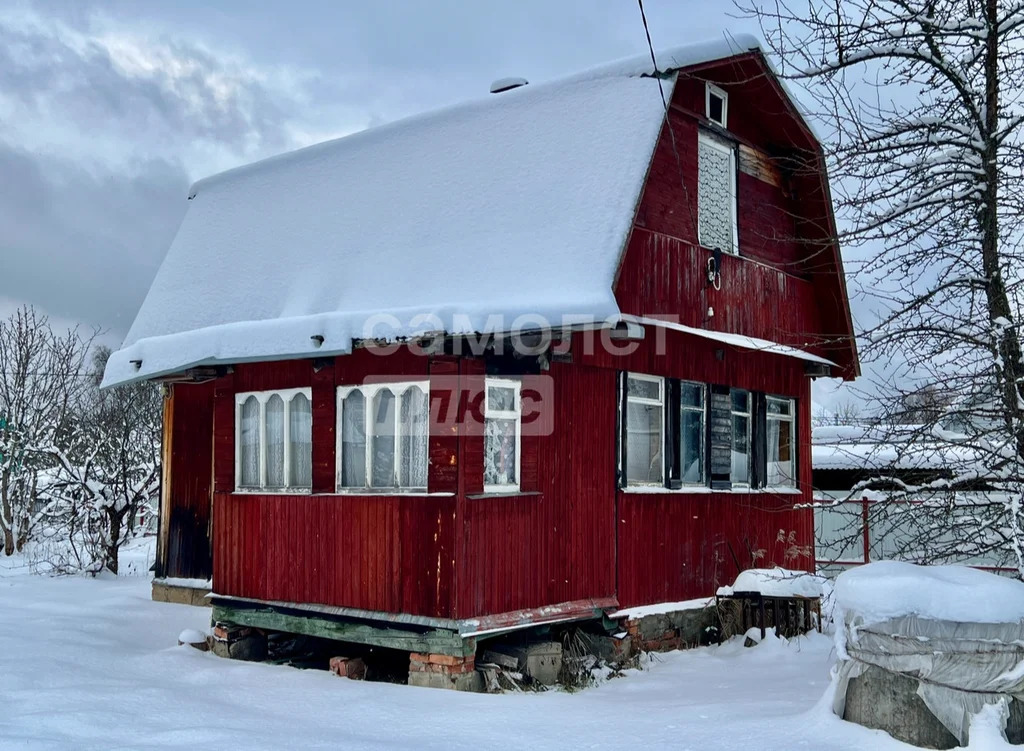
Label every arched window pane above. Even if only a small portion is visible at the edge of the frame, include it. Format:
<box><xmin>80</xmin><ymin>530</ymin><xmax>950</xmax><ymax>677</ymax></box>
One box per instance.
<box><xmin>239</xmin><ymin>396</ymin><xmax>260</xmax><ymax>487</ymax></box>
<box><xmin>289</xmin><ymin>393</ymin><xmax>312</xmax><ymax>488</ymax></box>
<box><xmin>371</xmin><ymin>389</ymin><xmax>396</xmax><ymax>488</ymax></box>
<box><xmin>265</xmin><ymin>395</ymin><xmax>285</xmax><ymax>488</ymax></box>
<box><xmin>341</xmin><ymin>391</ymin><xmax>366</xmax><ymax>487</ymax></box>
<box><xmin>399</xmin><ymin>386</ymin><xmax>429</xmax><ymax>488</ymax></box>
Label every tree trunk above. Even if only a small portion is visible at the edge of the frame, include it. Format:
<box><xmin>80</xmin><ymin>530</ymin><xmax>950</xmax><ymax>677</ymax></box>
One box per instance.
<box><xmin>104</xmin><ymin>507</ymin><xmax>121</xmax><ymax>575</ymax></box>
<box><xmin>980</xmin><ymin>0</ymin><xmax>1024</xmax><ymax>461</ymax></box>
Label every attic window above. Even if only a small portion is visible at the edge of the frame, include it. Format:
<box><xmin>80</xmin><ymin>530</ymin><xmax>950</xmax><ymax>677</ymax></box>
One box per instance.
<box><xmin>706</xmin><ymin>83</ymin><xmax>728</xmax><ymax>128</ymax></box>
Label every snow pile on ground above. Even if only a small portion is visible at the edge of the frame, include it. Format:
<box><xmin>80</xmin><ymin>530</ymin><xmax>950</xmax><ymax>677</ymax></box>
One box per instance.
<box><xmin>717</xmin><ymin>567</ymin><xmax>828</xmax><ymax>598</ymax></box>
<box><xmin>833</xmin><ymin>560</ymin><xmax>1024</xmax><ymax>625</ymax></box>
<box><xmin>0</xmin><ymin>563</ymin><xmax>912</xmax><ymax>750</ymax></box>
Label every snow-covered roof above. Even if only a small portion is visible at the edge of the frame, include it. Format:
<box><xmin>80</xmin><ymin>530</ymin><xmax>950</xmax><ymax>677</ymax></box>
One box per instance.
<box><xmin>103</xmin><ymin>34</ymin><xmax>764</xmax><ymax>387</ymax></box>
<box><xmin>812</xmin><ymin>424</ymin><xmax>979</xmax><ymax>472</ymax></box>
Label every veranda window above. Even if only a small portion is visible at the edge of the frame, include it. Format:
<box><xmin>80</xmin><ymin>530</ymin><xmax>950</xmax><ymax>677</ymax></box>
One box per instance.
<box><xmin>625</xmin><ymin>374</ymin><xmax>664</xmax><ymax>486</ymax></box>
<box><xmin>680</xmin><ymin>381</ymin><xmax>706</xmax><ymax>485</ymax></box>
<box><xmin>765</xmin><ymin>396</ymin><xmax>796</xmax><ymax>488</ymax></box>
<box><xmin>337</xmin><ymin>381</ymin><xmax>429</xmax><ymax>491</ymax></box>
<box><xmin>730</xmin><ymin>389</ymin><xmax>751</xmax><ymax>487</ymax></box>
<box><xmin>236</xmin><ymin>388</ymin><xmax>312</xmax><ymax>492</ymax></box>
<box><xmin>484</xmin><ymin>377</ymin><xmax>521</xmax><ymax>492</ymax></box>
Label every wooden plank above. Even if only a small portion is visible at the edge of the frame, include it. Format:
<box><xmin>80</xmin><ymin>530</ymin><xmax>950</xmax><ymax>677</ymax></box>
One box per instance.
<box><xmin>156</xmin><ymin>384</ymin><xmax>174</xmax><ymax>577</ymax></box>
<box><xmin>211</xmin><ymin>603</ymin><xmax>472</xmax><ymax>656</ymax></box>
<box><xmin>738</xmin><ymin>144</ymin><xmax>782</xmax><ymax>187</ymax></box>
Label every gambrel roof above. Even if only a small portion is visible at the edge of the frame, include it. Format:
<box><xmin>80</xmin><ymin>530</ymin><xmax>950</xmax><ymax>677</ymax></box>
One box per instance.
<box><xmin>104</xmin><ymin>34</ymin><xmax>782</xmax><ymax>387</ymax></box>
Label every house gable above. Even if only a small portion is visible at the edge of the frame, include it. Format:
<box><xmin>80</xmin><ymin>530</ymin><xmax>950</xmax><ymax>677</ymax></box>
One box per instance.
<box><xmin>615</xmin><ymin>52</ymin><xmax>858</xmax><ymax>378</ymax></box>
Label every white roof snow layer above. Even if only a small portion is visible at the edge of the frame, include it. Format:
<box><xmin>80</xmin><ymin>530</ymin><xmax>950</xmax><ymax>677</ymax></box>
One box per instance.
<box><xmin>103</xmin><ymin>35</ymin><xmax>763</xmax><ymax>387</ymax></box>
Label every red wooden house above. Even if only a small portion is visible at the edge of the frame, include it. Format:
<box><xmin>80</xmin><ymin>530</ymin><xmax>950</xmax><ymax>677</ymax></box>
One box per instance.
<box><xmin>104</xmin><ymin>35</ymin><xmax>857</xmax><ymax>679</ymax></box>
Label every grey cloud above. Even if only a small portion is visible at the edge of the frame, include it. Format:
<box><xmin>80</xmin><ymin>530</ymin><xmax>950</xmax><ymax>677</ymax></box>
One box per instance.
<box><xmin>0</xmin><ymin>11</ymin><xmax>322</xmax><ymax>340</ymax></box>
<box><xmin>0</xmin><ymin>141</ymin><xmax>189</xmax><ymax>337</ymax></box>
<box><xmin>0</xmin><ymin>20</ymin><xmax>296</xmax><ymax>159</ymax></box>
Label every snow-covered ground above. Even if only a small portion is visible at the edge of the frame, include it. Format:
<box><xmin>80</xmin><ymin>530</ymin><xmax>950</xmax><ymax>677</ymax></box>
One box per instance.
<box><xmin>0</xmin><ymin>558</ymin><xmax>912</xmax><ymax>750</ymax></box>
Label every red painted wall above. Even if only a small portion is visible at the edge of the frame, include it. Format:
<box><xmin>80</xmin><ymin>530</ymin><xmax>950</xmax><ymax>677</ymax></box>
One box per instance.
<box><xmin>163</xmin><ymin>380</ymin><xmax>214</xmax><ymax>580</ymax></box>
<box><xmin>577</xmin><ymin>327</ymin><xmax>816</xmax><ymax>608</ymax></box>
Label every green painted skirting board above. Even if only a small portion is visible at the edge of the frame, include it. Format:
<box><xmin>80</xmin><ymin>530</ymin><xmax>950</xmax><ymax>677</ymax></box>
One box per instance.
<box><xmin>211</xmin><ymin>602</ymin><xmax>474</xmax><ymax>657</ymax></box>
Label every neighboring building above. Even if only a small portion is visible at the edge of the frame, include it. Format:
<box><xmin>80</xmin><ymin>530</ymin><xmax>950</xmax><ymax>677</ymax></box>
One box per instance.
<box><xmin>811</xmin><ymin>424</ymin><xmax>1008</xmax><ymax>573</ymax></box>
<box><xmin>104</xmin><ymin>36</ymin><xmax>857</xmax><ymax>667</ymax></box>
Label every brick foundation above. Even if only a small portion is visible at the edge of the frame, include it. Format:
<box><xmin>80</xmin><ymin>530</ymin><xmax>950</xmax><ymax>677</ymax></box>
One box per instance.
<box><xmin>329</xmin><ymin>656</ymin><xmax>367</xmax><ymax>680</ymax></box>
<box><xmin>408</xmin><ymin>653</ymin><xmax>482</xmax><ymax>691</ymax></box>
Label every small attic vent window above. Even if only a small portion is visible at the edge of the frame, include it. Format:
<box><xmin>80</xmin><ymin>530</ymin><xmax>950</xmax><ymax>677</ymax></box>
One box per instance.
<box><xmin>706</xmin><ymin>83</ymin><xmax>728</xmax><ymax>128</ymax></box>
<box><xmin>490</xmin><ymin>77</ymin><xmax>529</xmax><ymax>94</ymax></box>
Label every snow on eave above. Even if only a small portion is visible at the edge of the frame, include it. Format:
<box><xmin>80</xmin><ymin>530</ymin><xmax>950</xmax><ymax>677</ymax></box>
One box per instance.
<box><xmin>619</xmin><ymin>314</ymin><xmax>836</xmax><ymax>367</ymax></box>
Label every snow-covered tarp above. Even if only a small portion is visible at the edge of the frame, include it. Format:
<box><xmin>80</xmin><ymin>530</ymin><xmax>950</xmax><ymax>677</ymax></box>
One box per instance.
<box><xmin>717</xmin><ymin>567</ymin><xmax>828</xmax><ymax>598</ymax></box>
<box><xmin>102</xmin><ymin>35</ymin><xmax>765</xmax><ymax>388</ymax></box>
<box><xmin>832</xmin><ymin>561</ymin><xmax>1024</xmax><ymax>744</ymax></box>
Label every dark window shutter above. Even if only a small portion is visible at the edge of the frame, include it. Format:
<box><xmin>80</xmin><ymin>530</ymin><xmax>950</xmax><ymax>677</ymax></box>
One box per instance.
<box><xmin>616</xmin><ymin>371</ymin><xmax>627</xmax><ymax>488</ymax></box>
<box><xmin>752</xmin><ymin>392</ymin><xmax>767</xmax><ymax>489</ymax></box>
<box><xmin>709</xmin><ymin>385</ymin><xmax>732</xmax><ymax>490</ymax></box>
<box><xmin>665</xmin><ymin>378</ymin><xmax>682</xmax><ymax>489</ymax></box>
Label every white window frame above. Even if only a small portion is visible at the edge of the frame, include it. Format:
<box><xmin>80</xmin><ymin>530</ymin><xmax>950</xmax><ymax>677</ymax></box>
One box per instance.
<box><xmin>679</xmin><ymin>380</ymin><xmax>707</xmax><ymax>487</ymax></box>
<box><xmin>697</xmin><ymin>131</ymin><xmax>740</xmax><ymax>256</ymax></box>
<box><xmin>483</xmin><ymin>377</ymin><xmax>522</xmax><ymax>494</ymax></box>
<box><xmin>705</xmin><ymin>82</ymin><xmax>729</xmax><ymax>128</ymax></box>
<box><xmin>335</xmin><ymin>381</ymin><xmax>430</xmax><ymax>493</ymax></box>
<box><xmin>730</xmin><ymin>388</ymin><xmax>752</xmax><ymax>489</ymax></box>
<box><xmin>234</xmin><ymin>387</ymin><xmax>312</xmax><ymax>493</ymax></box>
<box><xmin>765</xmin><ymin>395</ymin><xmax>797</xmax><ymax>489</ymax></box>
<box><xmin>625</xmin><ymin>373</ymin><xmax>666</xmax><ymax>487</ymax></box>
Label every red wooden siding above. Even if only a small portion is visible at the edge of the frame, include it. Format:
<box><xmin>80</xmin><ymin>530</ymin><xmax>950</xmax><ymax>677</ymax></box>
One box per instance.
<box><xmin>614</xmin><ymin>383</ymin><xmax>815</xmax><ymax>608</ymax></box>
<box><xmin>211</xmin><ymin>351</ymin><xmax>455</xmax><ymax>618</ymax></box>
<box><xmin>428</xmin><ymin>357</ymin><xmax>460</xmax><ymax>493</ymax></box>
<box><xmin>164</xmin><ymin>381</ymin><xmax>215</xmax><ymax>579</ymax></box>
<box><xmin>615</xmin><ymin>229</ymin><xmax>825</xmax><ymax>356</ymax></box>
<box><xmin>213</xmin><ymin>493</ymin><xmax>455</xmax><ymax>617</ymax></box>
<box><xmin>456</xmin><ymin>362</ymin><xmax>617</xmax><ymax>618</ymax></box>
<box><xmin>620</xmin><ymin>62</ymin><xmax>857</xmax><ymax>374</ymax></box>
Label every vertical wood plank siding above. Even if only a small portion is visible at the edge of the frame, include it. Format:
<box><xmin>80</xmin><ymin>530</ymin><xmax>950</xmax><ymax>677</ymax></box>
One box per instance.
<box><xmin>164</xmin><ymin>381</ymin><xmax>215</xmax><ymax>579</ymax></box>
<box><xmin>455</xmin><ymin>362</ymin><xmax>618</xmax><ymax>618</ymax></box>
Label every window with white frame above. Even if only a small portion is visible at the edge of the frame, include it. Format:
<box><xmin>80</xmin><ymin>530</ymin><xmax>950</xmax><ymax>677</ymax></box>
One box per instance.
<box><xmin>625</xmin><ymin>374</ymin><xmax>664</xmax><ymax>486</ymax></box>
<box><xmin>705</xmin><ymin>82</ymin><xmax>728</xmax><ymax>128</ymax></box>
<box><xmin>483</xmin><ymin>378</ymin><xmax>521</xmax><ymax>492</ymax></box>
<box><xmin>697</xmin><ymin>131</ymin><xmax>738</xmax><ymax>255</ymax></box>
<box><xmin>680</xmin><ymin>381</ymin><xmax>706</xmax><ymax>485</ymax></box>
<box><xmin>765</xmin><ymin>396</ymin><xmax>796</xmax><ymax>487</ymax></box>
<box><xmin>337</xmin><ymin>381</ymin><xmax>430</xmax><ymax>491</ymax></box>
<box><xmin>730</xmin><ymin>389</ymin><xmax>751</xmax><ymax>487</ymax></box>
<box><xmin>236</xmin><ymin>388</ymin><xmax>312</xmax><ymax>491</ymax></box>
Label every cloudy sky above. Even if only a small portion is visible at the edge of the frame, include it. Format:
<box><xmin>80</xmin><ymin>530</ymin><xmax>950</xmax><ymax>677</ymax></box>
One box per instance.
<box><xmin>0</xmin><ymin>0</ymin><xmax>857</xmax><ymax>407</ymax></box>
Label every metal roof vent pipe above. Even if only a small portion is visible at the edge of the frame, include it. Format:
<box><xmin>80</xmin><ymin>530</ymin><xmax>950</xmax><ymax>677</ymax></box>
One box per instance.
<box><xmin>490</xmin><ymin>77</ymin><xmax>529</xmax><ymax>94</ymax></box>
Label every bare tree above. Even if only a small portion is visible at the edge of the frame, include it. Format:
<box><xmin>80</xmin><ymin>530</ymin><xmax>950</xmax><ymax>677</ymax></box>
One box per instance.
<box><xmin>43</xmin><ymin>346</ymin><xmax>162</xmax><ymax>574</ymax></box>
<box><xmin>739</xmin><ymin>0</ymin><xmax>1024</xmax><ymax>572</ymax></box>
<box><xmin>0</xmin><ymin>306</ymin><xmax>93</xmax><ymax>555</ymax></box>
